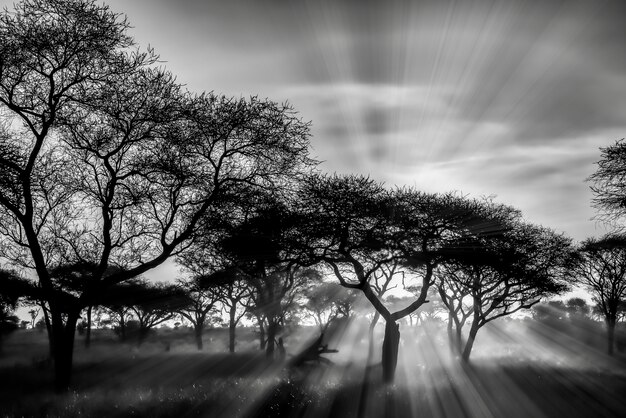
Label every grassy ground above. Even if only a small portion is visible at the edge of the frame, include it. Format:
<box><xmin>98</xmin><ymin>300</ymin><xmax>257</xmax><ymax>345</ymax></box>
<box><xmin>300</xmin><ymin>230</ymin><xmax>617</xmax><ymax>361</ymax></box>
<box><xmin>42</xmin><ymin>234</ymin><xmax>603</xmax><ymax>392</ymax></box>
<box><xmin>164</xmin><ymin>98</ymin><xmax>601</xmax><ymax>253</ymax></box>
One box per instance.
<box><xmin>0</xmin><ymin>326</ymin><xmax>625</xmax><ymax>417</ymax></box>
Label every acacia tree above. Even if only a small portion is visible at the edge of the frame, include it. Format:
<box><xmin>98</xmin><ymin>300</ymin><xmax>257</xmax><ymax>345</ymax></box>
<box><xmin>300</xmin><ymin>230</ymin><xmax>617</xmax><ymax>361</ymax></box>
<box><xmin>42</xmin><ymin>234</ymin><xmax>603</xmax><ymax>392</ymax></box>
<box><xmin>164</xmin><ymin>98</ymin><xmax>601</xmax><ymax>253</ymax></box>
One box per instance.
<box><xmin>386</xmin><ymin>188</ymin><xmax>512</xmax><ymax>375</ymax></box>
<box><xmin>100</xmin><ymin>282</ymin><xmax>136</xmax><ymax>342</ymax></box>
<box><xmin>298</xmin><ymin>280</ymin><xmax>358</xmax><ymax>334</ymax></box>
<box><xmin>0</xmin><ymin>269</ymin><xmax>36</xmax><ymax>354</ymax></box>
<box><xmin>367</xmin><ymin>260</ymin><xmax>404</xmax><ymax>338</ymax></box>
<box><xmin>436</xmin><ymin>264</ymin><xmax>472</xmax><ymax>355</ymax></box>
<box><xmin>191</xmin><ymin>268</ymin><xmax>252</xmax><ymax>353</ymax></box>
<box><xmin>435</xmin><ymin>201</ymin><xmax>520</xmax><ymax>355</ymax></box>
<box><xmin>588</xmin><ymin>139</ymin><xmax>626</xmax><ymax>226</ymax></box>
<box><xmin>0</xmin><ymin>0</ymin><xmax>314</xmax><ymax>391</ymax></box>
<box><xmin>297</xmin><ymin>175</ymin><xmax>492</xmax><ymax>382</ymax></box>
<box><xmin>176</xmin><ymin>275</ymin><xmax>222</xmax><ymax>351</ymax></box>
<box><xmin>438</xmin><ymin>218</ymin><xmax>571</xmax><ymax>361</ymax></box>
<box><xmin>46</xmin><ymin>262</ymin><xmax>117</xmax><ymax>349</ymax></box>
<box><xmin>126</xmin><ymin>282</ymin><xmax>191</xmax><ymax>346</ymax></box>
<box><xmin>217</xmin><ymin>278</ymin><xmax>252</xmax><ymax>354</ymax></box>
<box><xmin>183</xmin><ymin>190</ymin><xmax>315</xmax><ymax>358</ymax></box>
<box><xmin>297</xmin><ymin>175</ymin><xmax>397</xmax><ymax>382</ymax></box>
<box><xmin>571</xmin><ymin>235</ymin><xmax>626</xmax><ymax>355</ymax></box>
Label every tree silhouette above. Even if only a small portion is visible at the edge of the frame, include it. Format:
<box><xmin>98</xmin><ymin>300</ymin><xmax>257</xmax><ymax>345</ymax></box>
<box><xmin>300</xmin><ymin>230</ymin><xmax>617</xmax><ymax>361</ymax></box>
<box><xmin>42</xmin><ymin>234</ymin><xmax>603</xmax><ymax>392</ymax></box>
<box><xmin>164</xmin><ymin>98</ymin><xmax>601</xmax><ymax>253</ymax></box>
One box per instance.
<box><xmin>176</xmin><ymin>275</ymin><xmax>222</xmax><ymax>351</ymax></box>
<box><xmin>298</xmin><ymin>280</ymin><xmax>358</xmax><ymax>334</ymax></box>
<box><xmin>100</xmin><ymin>280</ymin><xmax>191</xmax><ymax>346</ymax></box>
<box><xmin>588</xmin><ymin>139</ymin><xmax>626</xmax><ymax>227</ymax></box>
<box><xmin>217</xmin><ymin>278</ymin><xmax>252</xmax><ymax>354</ymax></box>
<box><xmin>47</xmin><ymin>262</ymin><xmax>120</xmax><ymax>349</ymax></box>
<box><xmin>184</xmin><ymin>189</ymin><xmax>314</xmax><ymax>358</ymax></box>
<box><xmin>296</xmin><ymin>175</ymin><xmax>493</xmax><ymax>381</ymax></box>
<box><xmin>571</xmin><ymin>235</ymin><xmax>626</xmax><ymax>355</ymax></box>
<box><xmin>129</xmin><ymin>282</ymin><xmax>191</xmax><ymax>346</ymax></box>
<box><xmin>0</xmin><ymin>0</ymin><xmax>314</xmax><ymax>391</ymax></box>
<box><xmin>99</xmin><ymin>282</ymin><xmax>138</xmax><ymax>342</ymax></box>
<box><xmin>0</xmin><ymin>269</ymin><xmax>36</xmax><ymax>354</ymax></box>
<box><xmin>195</xmin><ymin>268</ymin><xmax>252</xmax><ymax>353</ymax></box>
<box><xmin>438</xmin><ymin>215</ymin><xmax>571</xmax><ymax>361</ymax></box>
<box><xmin>297</xmin><ymin>174</ymin><xmax>401</xmax><ymax>381</ymax></box>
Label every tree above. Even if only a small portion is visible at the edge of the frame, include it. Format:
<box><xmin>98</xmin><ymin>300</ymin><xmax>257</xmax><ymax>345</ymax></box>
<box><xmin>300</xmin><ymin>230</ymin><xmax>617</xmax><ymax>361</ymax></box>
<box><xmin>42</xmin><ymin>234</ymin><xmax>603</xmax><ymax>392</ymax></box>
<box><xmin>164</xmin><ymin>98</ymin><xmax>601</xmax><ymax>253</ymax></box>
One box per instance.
<box><xmin>531</xmin><ymin>300</ymin><xmax>567</xmax><ymax>322</ymax></box>
<box><xmin>571</xmin><ymin>235</ymin><xmax>626</xmax><ymax>355</ymax></box>
<box><xmin>564</xmin><ymin>297</ymin><xmax>592</xmax><ymax>321</ymax></box>
<box><xmin>298</xmin><ymin>281</ymin><xmax>358</xmax><ymax>334</ymax></box>
<box><xmin>176</xmin><ymin>275</ymin><xmax>222</xmax><ymax>351</ymax></box>
<box><xmin>47</xmin><ymin>262</ymin><xmax>116</xmax><ymax>349</ymax></box>
<box><xmin>588</xmin><ymin>139</ymin><xmax>626</xmax><ymax>226</ymax></box>
<box><xmin>105</xmin><ymin>280</ymin><xmax>191</xmax><ymax>346</ymax></box>
<box><xmin>187</xmin><ymin>193</ymin><xmax>313</xmax><ymax>358</ymax></box>
<box><xmin>100</xmin><ymin>283</ymin><xmax>135</xmax><ymax>342</ymax></box>
<box><xmin>386</xmin><ymin>188</ymin><xmax>517</xmax><ymax>372</ymax></box>
<box><xmin>215</xmin><ymin>277</ymin><xmax>251</xmax><ymax>354</ymax></box>
<box><xmin>297</xmin><ymin>174</ymin><xmax>400</xmax><ymax>381</ymax></box>
<box><xmin>296</xmin><ymin>175</ymin><xmax>490</xmax><ymax>382</ymax></box>
<box><xmin>434</xmin><ymin>200</ymin><xmax>518</xmax><ymax>355</ymax></box>
<box><xmin>0</xmin><ymin>269</ymin><xmax>35</xmax><ymax>354</ymax></box>
<box><xmin>0</xmin><ymin>0</ymin><xmax>314</xmax><ymax>391</ymax></box>
<box><xmin>366</xmin><ymin>260</ymin><xmax>404</xmax><ymax>340</ymax></box>
<box><xmin>0</xmin><ymin>0</ymin><xmax>158</xmax><ymax>390</ymax></box>
<box><xmin>131</xmin><ymin>283</ymin><xmax>191</xmax><ymax>346</ymax></box>
<box><xmin>437</xmin><ymin>217</ymin><xmax>571</xmax><ymax>361</ymax></box>
<box><xmin>191</xmin><ymin>268</ymin><xmax>252</xmax><ymax>353</ymax></box>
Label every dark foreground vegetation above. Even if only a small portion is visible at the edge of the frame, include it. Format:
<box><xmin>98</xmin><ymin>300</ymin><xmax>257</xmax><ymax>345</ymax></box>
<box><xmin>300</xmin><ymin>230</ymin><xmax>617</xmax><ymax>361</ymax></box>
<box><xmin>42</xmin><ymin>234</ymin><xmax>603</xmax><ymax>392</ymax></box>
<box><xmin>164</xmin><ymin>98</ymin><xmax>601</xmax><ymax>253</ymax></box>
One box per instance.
<box><xmin>1</xmin><ymin>323</ymin><xmax>625</xmax><ymax>418</ymax></box>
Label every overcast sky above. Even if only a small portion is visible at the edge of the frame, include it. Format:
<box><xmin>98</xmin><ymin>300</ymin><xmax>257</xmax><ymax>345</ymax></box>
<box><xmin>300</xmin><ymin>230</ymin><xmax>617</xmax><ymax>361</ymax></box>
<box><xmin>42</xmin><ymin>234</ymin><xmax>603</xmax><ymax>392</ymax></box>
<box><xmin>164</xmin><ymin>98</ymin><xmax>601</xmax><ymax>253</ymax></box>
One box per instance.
<box><xmin>7</xmin><ymin>0</ymin><xmax>626</xmax><ymax>243</ymax></box>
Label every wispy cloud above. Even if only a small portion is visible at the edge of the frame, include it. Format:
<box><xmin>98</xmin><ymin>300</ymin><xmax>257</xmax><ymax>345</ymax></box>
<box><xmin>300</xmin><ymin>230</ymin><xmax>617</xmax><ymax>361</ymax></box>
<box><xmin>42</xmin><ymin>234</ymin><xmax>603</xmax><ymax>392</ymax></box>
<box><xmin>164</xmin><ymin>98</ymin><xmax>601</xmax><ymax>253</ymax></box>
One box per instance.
<box><xmin>18</xmin><ymin>0</ymin><xmax>626</xmax><ymax>240</ymax></box>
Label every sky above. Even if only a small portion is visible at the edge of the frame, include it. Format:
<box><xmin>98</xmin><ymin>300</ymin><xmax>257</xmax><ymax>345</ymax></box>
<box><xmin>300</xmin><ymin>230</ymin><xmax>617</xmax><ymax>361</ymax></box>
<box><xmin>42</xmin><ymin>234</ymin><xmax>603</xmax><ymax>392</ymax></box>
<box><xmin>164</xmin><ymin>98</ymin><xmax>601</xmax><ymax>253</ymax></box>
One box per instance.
<box><xmin>4</xmin><ymin>0</ymin><xmax>626</xmax><ymax>243</ymax></box>
<box><xmin>80</xmin><ymin>0</ymin><xmax>625</xmax><ymax>245</ymax></box>
<box><xmin>1</xmin><ymin>0</ymin><xmax>622</xmax><ymax>317</ymax></box>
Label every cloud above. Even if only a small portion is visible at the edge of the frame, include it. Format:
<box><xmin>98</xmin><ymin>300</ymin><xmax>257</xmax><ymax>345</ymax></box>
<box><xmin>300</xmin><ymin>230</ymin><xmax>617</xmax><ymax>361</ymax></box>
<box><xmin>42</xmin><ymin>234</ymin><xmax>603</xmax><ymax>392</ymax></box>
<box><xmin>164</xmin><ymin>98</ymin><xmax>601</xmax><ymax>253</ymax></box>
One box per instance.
<box><xmin>12</xmin><ymin>0</ymin><xmax>621</xmax><ymax>241</ymax></box>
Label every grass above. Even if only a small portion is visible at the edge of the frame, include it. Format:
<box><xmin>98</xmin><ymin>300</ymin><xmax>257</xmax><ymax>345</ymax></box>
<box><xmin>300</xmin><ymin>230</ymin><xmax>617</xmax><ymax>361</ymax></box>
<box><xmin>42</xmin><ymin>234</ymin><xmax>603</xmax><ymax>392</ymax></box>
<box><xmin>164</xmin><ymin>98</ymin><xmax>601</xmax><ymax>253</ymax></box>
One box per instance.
<box><xmin>0</xmin><ymin>326</ymin><xmax>625</xmax><ymax>417</ymax></box>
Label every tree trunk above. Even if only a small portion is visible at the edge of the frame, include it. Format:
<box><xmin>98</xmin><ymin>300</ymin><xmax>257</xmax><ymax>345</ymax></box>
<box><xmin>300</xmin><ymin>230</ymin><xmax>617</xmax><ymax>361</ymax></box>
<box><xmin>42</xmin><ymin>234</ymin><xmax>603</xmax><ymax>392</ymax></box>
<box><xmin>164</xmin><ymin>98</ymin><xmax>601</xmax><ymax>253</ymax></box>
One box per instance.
<box><xmin>42</xmin><ymin>303</ymin><xmax>54</xmax><ymax>357</ymax></box>
<box><xmin>455</xmin><ymin>325</ymin><xmax>463</xmax><ymax>354</ymax></box>
<box><xmin>119</xmin><ymin>314</ymin><xmax>126</xmax><ymax>342</ymax></box>
<box><xmin>194</xmin><ymin>325</ymin><xmax>203</xmax><ymax>350</ymax></box>
<box><xmin>462</xmin><ymin>324</ymin><xmax>479</xmax><ymax>362</ymax></box>
<box><xmin>52</xmin><ymin>311</ymin><xmax>79</xmax><ymax>392</ymax></box>
<box><xmin>229</xmin><ymin>305</ymin><xmax>237</xmax><ymax>354</ymax></box>
<box><xmin>381</xmin><ymin>320</ymin><xmax>400</xmax><ymax>383</ymax></box>
<box><xmin>367</xmin><ymin>311</ymin><xmax>380</xmax><ymax>364</ymax></box>
<box><xmin>84</xmin><ymin>305</ymin><xmax>92</xmax><ymax>349</ymax></box>
<box><xmin>607</xmin><ymin>319</ymin><xmax>616</xmax><ymax>355</ymax></box>
<box><xmin>266</xmin><ymin>318</ymin><xmax>278</xmax><ymax>358</ymax></box>
<box><xmin>138</xmin><ymin>326</ymin><xmax>149</xmax><ymax>347</ymax></box>
<box><xmin>259</xmin><ymin>319</ymin><xmax>266</xmax><ymax>350</ymax></box>
<box><xmin>446</xmin><ymin>312</ymin><xmax>455</xmax><ymax>354</ymax></box>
